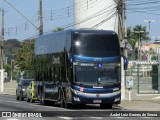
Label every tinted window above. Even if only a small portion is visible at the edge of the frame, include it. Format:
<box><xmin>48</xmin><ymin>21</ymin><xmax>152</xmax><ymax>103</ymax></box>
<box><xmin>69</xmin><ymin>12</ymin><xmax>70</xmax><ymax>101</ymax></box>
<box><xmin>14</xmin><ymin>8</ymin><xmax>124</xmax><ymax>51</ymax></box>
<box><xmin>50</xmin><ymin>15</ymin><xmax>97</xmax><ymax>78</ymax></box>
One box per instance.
<box><xmin>73</xmin><ymin>33</ymin><xmax>120</xmax><ymax>57</ymax></box>
<box><xmin>74</xmin><ymin>63</ymin><xmax>119</xmax><ymax>86</ymax></box>
<box><xmin>21</xmin><ymin>80</ymin><xmax>32</xmax><ymax>86</ymax></box>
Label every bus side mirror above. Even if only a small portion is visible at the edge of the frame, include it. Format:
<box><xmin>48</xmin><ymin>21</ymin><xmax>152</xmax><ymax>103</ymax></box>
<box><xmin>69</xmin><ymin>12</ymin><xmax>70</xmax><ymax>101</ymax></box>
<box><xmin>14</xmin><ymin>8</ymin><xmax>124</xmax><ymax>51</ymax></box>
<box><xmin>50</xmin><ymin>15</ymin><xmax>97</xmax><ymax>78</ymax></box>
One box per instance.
<box><xmin>121</xmin><ymin>55</ymin><xmax>128</xmax><ymax>70</ymax></box>
<box><xmin>68</xmin><ymin>53</ymin><xmax>73</xmax><ymax>64</ymax></box>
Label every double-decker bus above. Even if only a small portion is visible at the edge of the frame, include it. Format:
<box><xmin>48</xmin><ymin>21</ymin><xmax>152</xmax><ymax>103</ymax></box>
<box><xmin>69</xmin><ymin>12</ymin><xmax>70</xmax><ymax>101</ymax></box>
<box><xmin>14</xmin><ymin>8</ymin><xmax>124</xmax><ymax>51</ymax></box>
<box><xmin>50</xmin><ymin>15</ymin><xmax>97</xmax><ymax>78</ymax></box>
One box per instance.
<box><xmin>34</xmin><ymin>29</ymin><xmax>128</xmax><ymax>108</ymax></box>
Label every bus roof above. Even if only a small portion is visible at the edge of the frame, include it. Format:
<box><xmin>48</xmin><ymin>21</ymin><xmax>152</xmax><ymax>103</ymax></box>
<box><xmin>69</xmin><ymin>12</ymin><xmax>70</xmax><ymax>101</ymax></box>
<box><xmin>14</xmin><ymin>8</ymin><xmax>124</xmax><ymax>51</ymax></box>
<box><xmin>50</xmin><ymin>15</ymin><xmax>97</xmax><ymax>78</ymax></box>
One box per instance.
<box><xmin>34</xmin><ymin>29</ymin><xmax>118</xmax><ymax>55</ymax></box>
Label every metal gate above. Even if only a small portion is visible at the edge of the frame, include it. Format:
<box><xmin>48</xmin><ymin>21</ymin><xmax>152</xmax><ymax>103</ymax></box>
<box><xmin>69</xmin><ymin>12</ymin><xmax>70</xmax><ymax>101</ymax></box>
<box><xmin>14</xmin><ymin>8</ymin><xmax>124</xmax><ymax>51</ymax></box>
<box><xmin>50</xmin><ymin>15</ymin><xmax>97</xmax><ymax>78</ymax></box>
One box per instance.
<box><xmin>125</xmin><ymin>61</ymin><xmax>159</xmax><ymax>94</ymax></box>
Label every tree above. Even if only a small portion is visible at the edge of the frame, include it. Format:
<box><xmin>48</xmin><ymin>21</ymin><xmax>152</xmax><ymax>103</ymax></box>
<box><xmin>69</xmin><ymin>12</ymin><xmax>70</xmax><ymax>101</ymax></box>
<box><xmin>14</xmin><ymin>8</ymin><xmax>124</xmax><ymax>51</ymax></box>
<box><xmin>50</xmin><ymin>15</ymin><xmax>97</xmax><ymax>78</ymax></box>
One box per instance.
<box><xmin>4</xmin><ymin>39</ymin><xmax>21</xmax><ymax>64</ymax></box>
<box><xmin>127</xmin><ymin>25</ymin><xmax>149</xmax><ymax>60</ymax></box>
<box><xmin>14</xmin><ymin>39</ymin><xmax>35</xmax><ymax>71</ymax></box>
<box><xmin>53</xmin><ymin>27</ymin><xmax>64</xmax><ymax>32</ymax></box>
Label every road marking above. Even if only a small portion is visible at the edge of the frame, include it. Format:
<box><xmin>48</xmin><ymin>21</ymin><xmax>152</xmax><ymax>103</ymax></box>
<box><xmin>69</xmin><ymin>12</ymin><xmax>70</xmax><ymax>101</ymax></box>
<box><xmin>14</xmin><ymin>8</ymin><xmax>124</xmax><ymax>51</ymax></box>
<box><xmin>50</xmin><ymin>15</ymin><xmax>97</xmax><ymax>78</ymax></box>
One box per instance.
<box><xmin>6</xmin><ymin>101</ymin><xmax>21</xmax><ymax>104</ymax></box>
<box><xmin>0</xmin><ymin>99</ymin><xmax>21</xmax><ymax>104</ymax></box>
<box><xmin>114</xmin><ymin>117</ymin><xmax>127</xmax><ymax>119</ymax></box>
<box><xmin>6</xmin><ymin>118</ymin><xmax>19</xmax><ymax>120</ymax></box>
<box><xmin>152</xmin><ymin>96</ymin><xmax>160</xmax><ymax>100</ymax></box>
<box><xmin>59</xmin><ymin>117</ymin><xmax>73</xmax><ymax>120</ymax></box>
<box><xmin>90</xmin><ymin>117</ymin><xmax>103</xmax><ymax>119</ymax></box>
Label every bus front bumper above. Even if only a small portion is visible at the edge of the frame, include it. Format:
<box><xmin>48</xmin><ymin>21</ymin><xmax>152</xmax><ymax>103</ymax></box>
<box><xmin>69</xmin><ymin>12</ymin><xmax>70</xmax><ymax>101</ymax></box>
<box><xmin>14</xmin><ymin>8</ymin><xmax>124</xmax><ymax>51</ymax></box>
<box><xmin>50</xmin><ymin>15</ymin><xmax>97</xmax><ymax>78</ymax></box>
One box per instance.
<box><xmin>71</xmin><ymin>90</ymin><xmax>121</xmax><ymax>104</ymax></box>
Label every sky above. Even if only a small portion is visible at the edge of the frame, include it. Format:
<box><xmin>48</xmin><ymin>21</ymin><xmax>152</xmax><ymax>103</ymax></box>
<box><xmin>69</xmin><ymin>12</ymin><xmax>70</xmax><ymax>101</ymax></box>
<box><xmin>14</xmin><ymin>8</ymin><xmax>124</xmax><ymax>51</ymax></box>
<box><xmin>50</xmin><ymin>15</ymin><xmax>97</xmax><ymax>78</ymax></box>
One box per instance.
<box><xmin>0</xmin><ymin>0</ymin><xmax>159</xmax><ymax>41</ymax></box>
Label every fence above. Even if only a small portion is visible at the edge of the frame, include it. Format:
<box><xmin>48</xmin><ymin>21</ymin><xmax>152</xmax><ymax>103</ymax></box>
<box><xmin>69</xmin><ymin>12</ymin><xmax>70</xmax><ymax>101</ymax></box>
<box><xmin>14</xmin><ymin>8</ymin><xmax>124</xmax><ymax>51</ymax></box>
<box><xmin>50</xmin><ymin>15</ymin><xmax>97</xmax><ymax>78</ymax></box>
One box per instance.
<box><xmin>125</xmin><ymin>61</ymin><xmax>159</xmax><ymax>94</ymax></box>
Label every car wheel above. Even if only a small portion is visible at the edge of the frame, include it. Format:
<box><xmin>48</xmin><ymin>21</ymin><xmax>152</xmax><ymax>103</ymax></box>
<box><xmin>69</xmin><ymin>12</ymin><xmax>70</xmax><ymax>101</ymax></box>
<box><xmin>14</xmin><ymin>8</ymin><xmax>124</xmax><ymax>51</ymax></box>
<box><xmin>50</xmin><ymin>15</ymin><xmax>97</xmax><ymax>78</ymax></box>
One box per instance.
<box><xmin>30</xmin><ymin>98</ymin><xmax>35</xmax><ymax>103</ymax></box>
<box><xmin>27</xmin><ymin>98</ymin><xmax>30</xmax><ymax>102</ymax></box>
<box><xmin>16</xmin><ymin>96</ymin><xmax>20</xmax><ymax>100</ymax></box>
<box><xmin>20</xmin><ymin>92</ymin><xmax>24</xmax><ymax>101</ymax></box>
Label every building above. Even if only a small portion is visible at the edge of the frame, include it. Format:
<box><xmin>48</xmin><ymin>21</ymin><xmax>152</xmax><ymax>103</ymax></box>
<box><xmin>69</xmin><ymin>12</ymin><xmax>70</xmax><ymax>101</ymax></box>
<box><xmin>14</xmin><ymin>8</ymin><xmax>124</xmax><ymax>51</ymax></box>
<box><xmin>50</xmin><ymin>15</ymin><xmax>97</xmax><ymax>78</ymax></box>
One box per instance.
<box><xmin>74</xmin><ymin>0</ymin><xmax>118</xmax><ymax>33</ymax></box>
<box><xmin>142</xmin><ymin>43</ymin><xmax>160</xmax><ymax>53</ymax></box>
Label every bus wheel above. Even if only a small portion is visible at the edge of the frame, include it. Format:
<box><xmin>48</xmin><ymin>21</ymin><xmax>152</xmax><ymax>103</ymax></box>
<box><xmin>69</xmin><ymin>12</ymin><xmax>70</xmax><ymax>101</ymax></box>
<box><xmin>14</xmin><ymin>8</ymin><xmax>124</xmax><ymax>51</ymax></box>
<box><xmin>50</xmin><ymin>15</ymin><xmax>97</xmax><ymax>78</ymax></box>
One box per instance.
<box><xmin>40</xmin><ymin>93</ymin><xmax>47</xmax><ymax>105</ymax></box>
<box><xmin>100</xmin><ymin>104</ymin><xmax>112</xmax><ymax>109</ymax></box>
<box><xmin>60</xmin><ymin>98</ymin><xmax>64</xmax><ymax>108</ymax></box>
<box><xmin>64</xmin><ymin>102</ymin><xmax>72</xmax><ymax>109</ymax></box>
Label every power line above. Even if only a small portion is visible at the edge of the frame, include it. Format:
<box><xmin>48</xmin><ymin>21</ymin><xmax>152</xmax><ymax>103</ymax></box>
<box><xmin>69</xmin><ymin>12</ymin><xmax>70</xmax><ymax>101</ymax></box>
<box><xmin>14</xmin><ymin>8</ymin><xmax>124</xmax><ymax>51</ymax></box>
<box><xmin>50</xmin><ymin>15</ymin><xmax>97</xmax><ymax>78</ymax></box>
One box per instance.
<box><xmin>3</xmin><ymin>0</ymin><xmax>38</xmax><ymax>29</ymax></box>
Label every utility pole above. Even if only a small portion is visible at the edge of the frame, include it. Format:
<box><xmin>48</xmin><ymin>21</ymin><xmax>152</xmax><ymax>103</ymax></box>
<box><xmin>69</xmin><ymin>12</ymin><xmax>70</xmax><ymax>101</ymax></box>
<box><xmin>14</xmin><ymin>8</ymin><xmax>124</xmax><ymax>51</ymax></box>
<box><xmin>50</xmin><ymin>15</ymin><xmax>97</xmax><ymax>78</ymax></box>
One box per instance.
<box><xmin>117</xmin><ymin>0</ymin><xmax>126</xmax><ymax>101</ymax></box>
<box><xmin>0</xmin><ymin>9</ymin><xmax>5</xmax><ymax>93</ymax></box>
<box><xmin>39</xmin><ymin>0</ymin><xmax>43</xmax><ymax>35</ymax></box>
<box><xmin>1</xmin><ymin>9</ymin><xmax>4</xmax><ymax>69</ymax></box>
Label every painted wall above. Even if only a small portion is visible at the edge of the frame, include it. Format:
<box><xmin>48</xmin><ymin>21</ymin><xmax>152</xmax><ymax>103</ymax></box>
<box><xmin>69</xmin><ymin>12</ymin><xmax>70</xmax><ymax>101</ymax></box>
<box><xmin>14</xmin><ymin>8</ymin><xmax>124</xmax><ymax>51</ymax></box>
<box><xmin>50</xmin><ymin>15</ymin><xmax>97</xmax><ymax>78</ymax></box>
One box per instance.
<box><xmin>73</xmin><ymin>0</ymin><xmax>118</xmax><ymax>33</ymax></box>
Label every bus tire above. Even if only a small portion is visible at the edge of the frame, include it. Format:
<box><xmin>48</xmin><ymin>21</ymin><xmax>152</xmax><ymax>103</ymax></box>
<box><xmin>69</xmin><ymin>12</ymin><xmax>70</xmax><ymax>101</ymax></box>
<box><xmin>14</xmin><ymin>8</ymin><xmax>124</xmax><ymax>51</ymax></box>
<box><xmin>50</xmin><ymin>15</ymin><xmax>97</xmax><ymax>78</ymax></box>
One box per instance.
<box><xmin>100</xmin><ymin>104</ymin><xmax>112</xmax><ymax>109</ymax></box>
<box><xmin>40</xmin><ymin>92</ymin><xmax>47</xmax><ymax>105</ymax></box>
<box><xmin>60</xmin><ymin>98</ymin><xmax>64</xmax><ymax>108</ymax></box>
<box><xmin>64</xmin><ymin>102</ymin><xmax>72</xmax><ymax>109</ymax></box>
<box><xmin>60</xmin><ymin>90</ymin><xmax>65</xmax><ymax>108</ymax></box>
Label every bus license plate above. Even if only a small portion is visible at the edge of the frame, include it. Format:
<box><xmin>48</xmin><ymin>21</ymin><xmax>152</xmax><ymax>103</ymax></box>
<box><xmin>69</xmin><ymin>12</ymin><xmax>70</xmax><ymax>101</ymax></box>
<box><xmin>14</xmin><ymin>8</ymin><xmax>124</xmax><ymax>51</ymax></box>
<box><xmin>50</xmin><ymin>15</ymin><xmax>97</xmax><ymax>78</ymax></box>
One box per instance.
<box><xmin>93</xmin><ymin>100</ymin><xmax>102</xmax><ymax>103</ymax></box>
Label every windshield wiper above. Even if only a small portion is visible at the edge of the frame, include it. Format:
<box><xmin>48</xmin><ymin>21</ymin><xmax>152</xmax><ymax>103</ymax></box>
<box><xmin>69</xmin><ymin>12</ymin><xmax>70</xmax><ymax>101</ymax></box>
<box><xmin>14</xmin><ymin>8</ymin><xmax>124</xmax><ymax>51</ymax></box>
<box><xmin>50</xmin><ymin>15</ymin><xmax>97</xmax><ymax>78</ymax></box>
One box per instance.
<box><xmin>98</xmin><ymin>81</ymin><xmax>120</xmax><ymax>85</ymax></box>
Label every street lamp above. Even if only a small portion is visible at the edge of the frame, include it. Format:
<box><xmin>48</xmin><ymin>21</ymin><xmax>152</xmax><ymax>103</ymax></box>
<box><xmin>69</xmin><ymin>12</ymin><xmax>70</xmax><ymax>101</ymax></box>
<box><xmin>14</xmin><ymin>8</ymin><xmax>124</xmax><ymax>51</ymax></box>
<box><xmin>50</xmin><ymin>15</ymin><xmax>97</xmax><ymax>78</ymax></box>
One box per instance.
<box><xmin>153</xmin><ymin>36</ymin><xmax>160</xmax><ymax>60</ymax></box>
<box><xmin>144</xmin><ymin>20</ymin><xmax>155</xmax><ymax>32</ymax></box>
<box><xmin>134</xmin><ymin>31</ymin><xmax>144</xmax><ymax>61</ymax></box>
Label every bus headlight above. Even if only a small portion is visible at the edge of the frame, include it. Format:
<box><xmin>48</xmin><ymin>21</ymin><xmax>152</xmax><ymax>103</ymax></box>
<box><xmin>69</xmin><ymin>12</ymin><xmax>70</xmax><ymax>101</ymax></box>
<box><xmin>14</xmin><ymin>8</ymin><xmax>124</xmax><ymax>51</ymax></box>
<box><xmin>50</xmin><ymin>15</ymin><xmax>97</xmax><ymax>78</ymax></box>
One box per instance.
<box><xmin>73</xmin><ymin>97</ymin><xmax>80</xmax><ymax>102</ymax></box>
<box><xmin>114</xmin><ymin>97</ymin><xmax>120</xmax><ymax>102</ymax></box>
<box><xmin>112</xmin><ymin>91</ymin><xmax>120</xmax><ymax>95</ymax></box>
<box><xmin>71</xmin><ymin>89</ymin><xmax>81</xmax><ymax>95</ymax></box>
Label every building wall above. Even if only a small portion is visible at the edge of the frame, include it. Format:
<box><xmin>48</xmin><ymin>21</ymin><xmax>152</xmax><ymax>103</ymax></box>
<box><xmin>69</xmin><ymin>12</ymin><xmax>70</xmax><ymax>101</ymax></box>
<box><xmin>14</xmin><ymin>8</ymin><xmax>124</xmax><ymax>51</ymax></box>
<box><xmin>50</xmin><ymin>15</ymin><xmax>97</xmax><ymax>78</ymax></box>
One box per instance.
<box><xmin>73</xmin><ymin>0</ymin><xmax>118</xmax><ymax>33</ymax></box>
<box><xmin>142</xmin><ymin>44</ymin><xmax>160</xmax><ymax>53</ymax></box>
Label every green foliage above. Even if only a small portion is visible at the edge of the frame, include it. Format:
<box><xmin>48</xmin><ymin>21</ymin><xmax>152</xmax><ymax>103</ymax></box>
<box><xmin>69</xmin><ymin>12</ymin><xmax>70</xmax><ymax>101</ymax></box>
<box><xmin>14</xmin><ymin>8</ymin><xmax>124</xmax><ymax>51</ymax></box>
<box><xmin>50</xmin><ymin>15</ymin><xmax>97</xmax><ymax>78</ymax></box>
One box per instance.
<box><xmin>14</xmin><ymin>39</ymin><xmax>35</xmax><ymax>71</ymax></box>
<box><xmin>53</xmin><ymin>27</ymin><xmax>64</xmax><ymax>32</ymax></box>
<box><xmin>127</xmin><ymin>25</ymin><xmax>149</xmax><ymax>60</ymax></box>
<box><xmin>127</xmin><ymin>25</ymin><xmax>149</xmax><ymax>50</ymax></box>
<box><xmin>4</xmin><ymin>39</ymin><xmax>21</xmax><ymax>64</ymax></box>
<box><xmin>151</xmin><ymin>56</ymin><xmax>157</xmax><ymax>60</ymax></box>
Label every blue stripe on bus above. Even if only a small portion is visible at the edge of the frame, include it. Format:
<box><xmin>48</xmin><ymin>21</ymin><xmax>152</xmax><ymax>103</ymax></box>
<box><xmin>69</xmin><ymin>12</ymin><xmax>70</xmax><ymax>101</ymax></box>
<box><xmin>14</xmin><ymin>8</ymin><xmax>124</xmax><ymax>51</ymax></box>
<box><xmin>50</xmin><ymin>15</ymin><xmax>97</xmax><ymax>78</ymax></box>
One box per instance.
<box><xmin>72</xmin><ymin>85</ymin><xmax>120</xmax><ymax>93</ymax></box>
<box><xmin>73</xmin><ymin>55</ymin><xmax>120</xmax><ymax>63</ymax></box>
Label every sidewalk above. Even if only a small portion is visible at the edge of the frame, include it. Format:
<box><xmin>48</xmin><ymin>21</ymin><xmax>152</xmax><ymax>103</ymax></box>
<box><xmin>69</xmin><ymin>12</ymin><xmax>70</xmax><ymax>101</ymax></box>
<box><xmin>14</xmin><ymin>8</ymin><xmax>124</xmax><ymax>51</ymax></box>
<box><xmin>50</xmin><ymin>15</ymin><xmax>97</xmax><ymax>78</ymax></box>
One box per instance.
<box><xmin>120</xmin><ymin>89</ymin><xmax>160</xmax><ymax>111</ymax></box>
<box><xmin>0</xmin><ymin>80</ymin><xmax>17</xmax><ymax>95</ymax></box>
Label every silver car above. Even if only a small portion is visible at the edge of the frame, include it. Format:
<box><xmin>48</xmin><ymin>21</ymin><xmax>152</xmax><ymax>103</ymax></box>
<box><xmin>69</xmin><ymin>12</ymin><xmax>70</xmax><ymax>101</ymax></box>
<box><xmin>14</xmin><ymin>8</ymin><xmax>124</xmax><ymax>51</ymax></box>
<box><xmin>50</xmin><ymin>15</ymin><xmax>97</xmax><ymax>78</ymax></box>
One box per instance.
<box><xmin>16</xmin><ymin>79</ymin><xmax>33</xmax><ymax>100</ymax></box>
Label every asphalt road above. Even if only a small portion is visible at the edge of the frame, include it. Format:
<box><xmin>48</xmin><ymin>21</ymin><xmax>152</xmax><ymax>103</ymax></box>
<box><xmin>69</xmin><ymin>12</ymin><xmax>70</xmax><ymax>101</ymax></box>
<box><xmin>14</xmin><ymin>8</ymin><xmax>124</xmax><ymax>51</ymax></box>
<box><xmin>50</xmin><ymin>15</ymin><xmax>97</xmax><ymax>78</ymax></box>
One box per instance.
<box><xmin>0</xmin><ymin>94</ymin><xmax>160</xmax><ymax>120</ymax></box>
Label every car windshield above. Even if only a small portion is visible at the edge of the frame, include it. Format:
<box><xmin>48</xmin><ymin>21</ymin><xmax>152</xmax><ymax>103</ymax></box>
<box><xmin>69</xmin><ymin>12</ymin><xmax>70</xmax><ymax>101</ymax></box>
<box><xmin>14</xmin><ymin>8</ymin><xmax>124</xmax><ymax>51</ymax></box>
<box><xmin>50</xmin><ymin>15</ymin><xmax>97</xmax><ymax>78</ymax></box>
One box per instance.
<box><xmin>74</xmin><ymin>63</ymin><xmax>120</xmax><ymax>86</ymax></box>
<box><xmin>21</xmin><ymin>80</ymin><xmax>32</xmax><ymax>86</ymax></box>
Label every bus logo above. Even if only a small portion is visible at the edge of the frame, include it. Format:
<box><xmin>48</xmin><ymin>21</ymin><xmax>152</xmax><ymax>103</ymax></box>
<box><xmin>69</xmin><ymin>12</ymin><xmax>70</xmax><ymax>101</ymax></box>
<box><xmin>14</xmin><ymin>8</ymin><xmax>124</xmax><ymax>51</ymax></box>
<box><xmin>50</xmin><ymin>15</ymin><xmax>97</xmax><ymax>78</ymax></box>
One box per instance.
<box><xmin>80</xmin><ymin>87</ymin><xmax>84</xmax><ymax>92</ymax></box>
<box><xmin>96</xmin><ymin>94</ymin><xmax>100</xmax><ymax>97</ymax></box>
<box><xmin>94</xmin><ymin>58</ymin><xmax>102</xmax><ymax>61</ymax></box>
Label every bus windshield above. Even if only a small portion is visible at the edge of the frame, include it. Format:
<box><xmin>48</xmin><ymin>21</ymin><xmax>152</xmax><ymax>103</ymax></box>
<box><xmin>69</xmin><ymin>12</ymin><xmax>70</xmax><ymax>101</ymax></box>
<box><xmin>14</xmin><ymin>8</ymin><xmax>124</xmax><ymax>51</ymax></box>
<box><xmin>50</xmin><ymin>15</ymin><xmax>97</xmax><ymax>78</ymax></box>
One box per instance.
<box><xmin>74</xmin><ymin>63</ymin><xmax>120</xmax><ymax>86</ymax></box>
<box><xmin>73</xmin><ymin>33</ymin><xmax>120</xmax><ymax>57</ymax></box>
